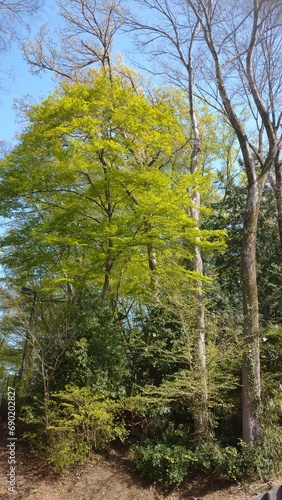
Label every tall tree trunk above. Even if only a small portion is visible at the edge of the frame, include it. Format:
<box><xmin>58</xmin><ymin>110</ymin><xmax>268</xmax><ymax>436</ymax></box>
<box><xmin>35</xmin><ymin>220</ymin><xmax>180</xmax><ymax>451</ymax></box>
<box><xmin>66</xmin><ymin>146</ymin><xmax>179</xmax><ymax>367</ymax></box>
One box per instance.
<box><xmin>192</xmin><ymin>240</ymin><xmax>208</xmax><ymax>434</ymax></box>
<box><xmin>188</xmin><ymin>28</ymin><xmax>208</xmax><ymax>434</ymax></box>
<box><xmin>241</xmin><ymin>175</ymin><xmax>268</xmax><ymax>443</ymax></box>
<box><xmin>101</xmin><ymin>164</ymin><xmax>113</xmax><ymax>300</ymax></box>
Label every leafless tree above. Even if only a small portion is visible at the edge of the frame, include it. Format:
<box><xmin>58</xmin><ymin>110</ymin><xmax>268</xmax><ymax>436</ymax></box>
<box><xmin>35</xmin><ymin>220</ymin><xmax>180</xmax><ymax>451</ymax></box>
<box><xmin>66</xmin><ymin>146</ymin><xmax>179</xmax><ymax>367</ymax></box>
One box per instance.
<box><xmin>0</xmin><ymin>0</ymin><xmax>43</xmax><ymax>51</ymax></box>
<box><xmin>124</xmin><ymin>0</ymin><xmax>210</xmax><ymax>434</ymax></box>
<box><xmin>0</xmin><ymin>0</ymin><xmax>43</xmax><ymax>91</ymax></box>
<box><xmin>125</xmin><ymin>0</ymin><xmax>282</xmax><ymax>444</ymax></box>
<box><xmin>23</xmin><ymin>0</ymin><xmax>126</xmax><ymax>81</ymax></box>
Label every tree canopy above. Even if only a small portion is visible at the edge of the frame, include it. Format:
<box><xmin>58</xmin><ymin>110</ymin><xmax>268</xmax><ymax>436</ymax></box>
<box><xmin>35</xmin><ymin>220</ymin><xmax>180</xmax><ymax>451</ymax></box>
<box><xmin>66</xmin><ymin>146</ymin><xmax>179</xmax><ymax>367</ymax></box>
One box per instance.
<box><xmin>0</xmin><ymin>71</ymin><xmax>223</xmax><ymax>302</ymax></box>
<box><xmin>0</xmin><ymin>1</ymin><xmax>281</xmax><ymax>490</ymax></box>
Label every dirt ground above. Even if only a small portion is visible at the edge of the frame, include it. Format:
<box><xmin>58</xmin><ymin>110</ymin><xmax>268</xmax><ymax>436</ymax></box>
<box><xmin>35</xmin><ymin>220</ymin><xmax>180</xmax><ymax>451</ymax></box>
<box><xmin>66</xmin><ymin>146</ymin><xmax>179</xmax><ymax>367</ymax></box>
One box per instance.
<box><xmin>0</xmin><ymin>404</ymin><xmax>281</xmax><ymax>500</ymax></box>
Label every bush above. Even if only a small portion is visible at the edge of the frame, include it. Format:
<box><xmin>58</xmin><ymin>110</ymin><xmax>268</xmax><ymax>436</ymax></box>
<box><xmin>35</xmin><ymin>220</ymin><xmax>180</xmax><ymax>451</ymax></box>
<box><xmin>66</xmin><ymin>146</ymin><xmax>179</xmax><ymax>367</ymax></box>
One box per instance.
<box><xmin>193</xmin><ymin>439</ymin><xmax>239</xmax><ymax>480</ymax></box>
<box><xmin>237</xmin><ymin>425</ymin><xmax>282</xmax><ymax>480</ymax></box>
<box><xmin>132</xmin><ymin>440</ymin><xmax>196</xmax><ymax>487</ymax></box>
<box><xmin>21</xmin><ymin>385</ymin><xmax>128</xmax><ymax>472</ymax></box>
<box><xmin>261</xmin><ymin>425</ymin><xmax>282</xmax><ymax>477</ymax></box>
<box><xmin>132</xmin><ymin>428</ymin><xmax>282</xmax><ymax>488</ymax></box>
<box><xmin>47</xmin><ymin>434</ymin><xmax>89</xmax><ymax>471</ymax></box>
<box><xmin>193</xmin><ymin>428</ymin><xmax>282</xmax><ymax>482</ymax></box>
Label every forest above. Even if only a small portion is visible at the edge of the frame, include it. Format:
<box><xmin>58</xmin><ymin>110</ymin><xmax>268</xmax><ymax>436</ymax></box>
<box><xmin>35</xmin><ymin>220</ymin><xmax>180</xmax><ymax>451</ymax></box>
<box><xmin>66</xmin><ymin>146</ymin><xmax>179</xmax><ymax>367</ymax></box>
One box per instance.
<box><xmin>0</xmin><ymin>0</ymin><xmax>282</xmax><ymax>488</ymax></box>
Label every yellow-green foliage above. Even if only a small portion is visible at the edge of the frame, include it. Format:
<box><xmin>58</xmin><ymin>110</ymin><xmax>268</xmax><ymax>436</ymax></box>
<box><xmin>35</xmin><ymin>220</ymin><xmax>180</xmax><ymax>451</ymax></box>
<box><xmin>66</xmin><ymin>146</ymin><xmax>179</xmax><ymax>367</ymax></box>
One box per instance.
<box><xmin>46</xmin><ymin>385</ymin><xmax>128</xmax><ymax>471</ymax></box>
<box><xmin>0</xmin><ymin>70</ymin><xmax>225</xmax><ymax>298</ymax></box>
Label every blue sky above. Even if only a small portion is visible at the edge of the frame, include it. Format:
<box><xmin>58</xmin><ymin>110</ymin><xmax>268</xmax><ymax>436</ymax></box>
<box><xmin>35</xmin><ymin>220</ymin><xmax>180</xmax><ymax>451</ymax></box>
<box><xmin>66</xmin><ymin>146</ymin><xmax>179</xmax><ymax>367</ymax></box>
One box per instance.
<box><xmin>1</xmin><ymin>53</ymin><xmax>56</xmax><ymax>143</ymax></box>
<box><xmin>0</xmin><ymin>0</ymin><xmax>142</xmax><ymax>145</ymax></box>
<box><xmin>1</xmin><ymin>0</ymin><xmax>60</xmax><ymax>144</ymax></box>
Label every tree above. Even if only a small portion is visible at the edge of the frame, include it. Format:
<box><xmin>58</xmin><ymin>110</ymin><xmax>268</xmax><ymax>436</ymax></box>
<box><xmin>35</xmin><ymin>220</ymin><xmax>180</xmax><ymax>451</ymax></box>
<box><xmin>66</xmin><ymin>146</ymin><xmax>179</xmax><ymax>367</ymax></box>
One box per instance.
<box><xmin>186</xmin><ymin>0</ymin><xmax>282</xmax><ymax>445</ymax></box>
<box><xmin>19</xmin><ymin>0</ymin><xmax>220</xmax><ymax>436</ymax></box>
<box><xmin>186</xmin><ymin>20</ymin><xmax>208</xmax><ymax>435</ymax></box>
<box><xmin>0</xmin><ymin>71</ymin><xmax>222</xmax><ymax>304</ymax></box>
<box><xmin>23</xmin><ymin>0</ymin><xmax>125</xmax><ymax>81</ymax></box>
<box><xmin>0</xmin><ymin>71</ymin><xmax>226</xmax><ymax>451</ymax></box>
<box><xmin>123</xmin><ymin>1</ymin><xmax>213</xmax><ymax>434</ymax></box>
<box><xmin>126</xmin><ymin>0</ymin><xmax>282</xmax><ymax>445</ymax></box>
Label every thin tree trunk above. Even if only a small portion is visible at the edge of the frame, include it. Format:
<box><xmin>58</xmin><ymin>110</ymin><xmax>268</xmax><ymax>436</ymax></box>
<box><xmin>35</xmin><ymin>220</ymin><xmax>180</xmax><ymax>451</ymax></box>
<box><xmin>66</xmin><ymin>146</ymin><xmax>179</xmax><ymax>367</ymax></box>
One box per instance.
<box><xmin>101</xmin><ymin>249</ymin><xmax>113</xmax><ymax>300</ymax></box>
<box><xmin>41</xmin><ymin>357</ymin><xmax>50</xmax><ymax>426</ymax></box>
<box><xmin>188</xmin><ymin>28</ymin><xmax>208</xmax><ymax>434</ymax></box>
<box><xmin>190</xmin><ymin>192</ymin><xmax>208</xmax><ymax>433</ymax></box>
<box><xmin>147</xmin><ymin>224</ymin><xmax>159</xmax><ymax>302</ymax></box>
<box><xmin>193</xmin><ymin>242</ymin><xmax>208</xmax><ymax>433</ymax></box>
<box><xmin>101</xmin><ymin>163</ymin><xmax>113</xmax><ymax>300</ymax></box>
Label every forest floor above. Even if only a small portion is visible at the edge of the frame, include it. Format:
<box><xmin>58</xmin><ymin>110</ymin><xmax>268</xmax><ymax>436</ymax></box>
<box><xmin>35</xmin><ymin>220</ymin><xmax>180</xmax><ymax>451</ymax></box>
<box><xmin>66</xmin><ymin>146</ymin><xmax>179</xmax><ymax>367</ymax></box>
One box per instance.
<box><xmin>0</xmin><ymin>402</ymin><xmax>281</xmax><ymax>500</ymax></box>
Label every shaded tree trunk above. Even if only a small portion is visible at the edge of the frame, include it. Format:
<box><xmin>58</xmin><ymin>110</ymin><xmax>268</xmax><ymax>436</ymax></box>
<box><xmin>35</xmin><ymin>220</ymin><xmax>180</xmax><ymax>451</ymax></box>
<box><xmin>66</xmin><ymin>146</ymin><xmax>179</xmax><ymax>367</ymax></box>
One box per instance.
<box><xmin>101</xmin><ymin>258</ymin><xmax>113</xmax><ymax>300</ymax></box>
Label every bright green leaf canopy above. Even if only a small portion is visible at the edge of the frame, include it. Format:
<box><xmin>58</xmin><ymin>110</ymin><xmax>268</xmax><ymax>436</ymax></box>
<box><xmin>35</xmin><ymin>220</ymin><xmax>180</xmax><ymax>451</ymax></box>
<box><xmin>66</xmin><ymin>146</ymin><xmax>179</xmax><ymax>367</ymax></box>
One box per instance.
<box><xmin>0</xmin><ymin>71</ymin><xmax>225</xmax><ymax>300</ymax></box>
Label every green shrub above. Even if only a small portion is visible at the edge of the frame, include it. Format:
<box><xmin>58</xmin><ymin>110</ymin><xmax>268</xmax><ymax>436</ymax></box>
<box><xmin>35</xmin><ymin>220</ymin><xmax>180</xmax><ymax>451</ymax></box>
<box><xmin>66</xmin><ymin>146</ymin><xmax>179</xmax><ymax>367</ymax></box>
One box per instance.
<box><xmin>193</xmin><ymin>439</ymin><xmax>239</xmax><ymax>480</ymax></box>
<box><xmin>132</xmin><ymin>430</ymin><xmax>282</xmax><ymax>488</ymax></box>
<box><xmin>132</xmin><ymin>440</ymin><xmax>196</xmax><ymax>487</ymax></box>
<box><xmin>261</xmin><ymin>425</ymin><xmax>282</xmax><ymax>476</ymax></box>
<box><xmin>237</xmin><ymin>425</ymin><xmax>282</xmax><ymax>480</ymax></box>
<box><xmin>47</xmin><ymin>434</ymin><xmax>89</xmax><ymax>471</ymax></box>
<box><xmin>21</xmin><ymin>386</ymin><xmax>128</xmax><ymax>472</ymax></box>
<box><xmin>193</xmin><ymin>428</ymin><xmax>282</xmax><ymax>482</ymax></box>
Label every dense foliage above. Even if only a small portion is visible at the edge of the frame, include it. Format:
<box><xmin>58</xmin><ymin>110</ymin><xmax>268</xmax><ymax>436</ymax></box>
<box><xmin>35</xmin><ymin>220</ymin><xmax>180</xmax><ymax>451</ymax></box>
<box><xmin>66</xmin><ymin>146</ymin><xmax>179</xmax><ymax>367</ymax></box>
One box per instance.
<box><xmin>0</xmin><ymin>66</ymin><xmax>281</xmax><ymax>487</ymax></box>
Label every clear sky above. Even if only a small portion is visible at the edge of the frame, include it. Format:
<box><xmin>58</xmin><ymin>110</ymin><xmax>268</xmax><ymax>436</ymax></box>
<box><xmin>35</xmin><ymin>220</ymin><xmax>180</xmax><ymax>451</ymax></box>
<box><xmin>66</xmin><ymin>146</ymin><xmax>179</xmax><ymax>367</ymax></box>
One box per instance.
<box><xmin>1</xmin><ymin>0</ymin><xmax>60</xmax><ymax>144</ymax></box>
<box><xmin>0</xmin><ymin>0</ymin><xmax>143</xmax><ymax>145</ymax></box>
<box><xmin>1</xmin><ymin>54</ymin><xmax>56</xmax><ymax>143</ymax></box>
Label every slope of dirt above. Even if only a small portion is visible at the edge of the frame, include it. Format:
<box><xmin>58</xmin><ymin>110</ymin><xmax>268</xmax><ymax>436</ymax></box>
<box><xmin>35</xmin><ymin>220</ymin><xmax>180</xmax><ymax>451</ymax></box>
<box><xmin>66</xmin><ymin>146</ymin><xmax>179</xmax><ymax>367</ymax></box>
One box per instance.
<box><xmin>0</xmin><ymin>401</ymin><xmax>280</xmax><ymax>500</ymax></box>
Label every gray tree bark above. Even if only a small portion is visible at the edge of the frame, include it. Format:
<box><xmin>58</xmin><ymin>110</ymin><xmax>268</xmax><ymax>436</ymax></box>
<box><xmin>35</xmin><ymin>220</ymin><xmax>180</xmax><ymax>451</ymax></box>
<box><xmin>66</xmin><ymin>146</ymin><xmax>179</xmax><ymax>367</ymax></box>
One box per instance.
<box><xmin>188</xmin><ymin>28</ymin><xmax>208</xmax><ymax>434</ymax></box>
